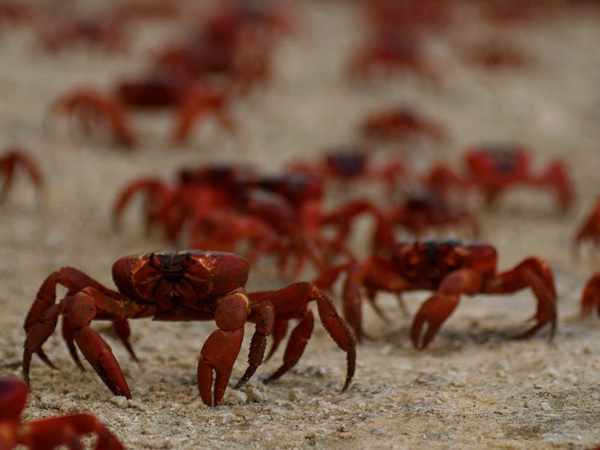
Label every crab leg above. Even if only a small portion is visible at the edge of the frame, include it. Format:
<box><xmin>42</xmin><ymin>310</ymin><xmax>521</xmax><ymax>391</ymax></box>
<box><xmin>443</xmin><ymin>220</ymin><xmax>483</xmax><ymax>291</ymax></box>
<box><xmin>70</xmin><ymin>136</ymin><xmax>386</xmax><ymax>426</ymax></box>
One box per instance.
<box><xmin>234</xmin><ymin>302</ymin><xmax>274</xmax><ymax>389</ymax></box>
<box><xmin>410</xmin><ymin>269</ymin><xmax>483</xmax><ymax>349</ymax></box>
<box><xmin>66</xmin><ymin>290</ymin><xmax>132</xmax><ymax>398</ymax></box>
<box><xmin>340</xmin><ymin>258</ymin><xmax>413</xmax><ymax>342</ymax></box>
<box><xmin>484</xmin><ymin>257</ymin><xmax>557</xmax><ymax>340</ymax></box>
<box><xmin>23</xmin><ymin>268</ymin><xmax>134</xmax><ymax>388</ymax></box>
<box><xmin>197</xmin><ymin>290</ymin><xmax>250</xmax><ymax>406</ymax></box>
<box><xmin>48</xmin><ymin>89</ymin><xmax>136</xmax><ymax>148</ymax></box>
<box><xmin>538</xmin><ymin>160</ymin><xmax>574</xmax><ymax>212</ymax></box>
<box><xmin>0</xmin><ymin>151</ymin><xmax>44</xmax><ymax>201</ymax></box>
<box><xmin>173</xmin><ymin>91</ymin><xmax>236</xmax><ymax>145</ymax></box>
<box><xmin>249</xmin><ymin>282</ymin><xmax>356</xmax><ymax>392</ymax></box>
<box><xmin>581</xmin><ymin>273</ymin><xmax>600</xmax><ymax>317</ymax></box>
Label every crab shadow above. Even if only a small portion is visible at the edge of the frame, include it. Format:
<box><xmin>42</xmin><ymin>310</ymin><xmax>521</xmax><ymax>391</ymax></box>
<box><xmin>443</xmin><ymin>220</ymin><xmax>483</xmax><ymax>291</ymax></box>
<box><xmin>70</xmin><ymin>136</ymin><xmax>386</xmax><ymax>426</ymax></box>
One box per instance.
<box><xmin>374</xmin><ymin>323</ymin><xmax>552</xmax><ymax>356</ymax></box>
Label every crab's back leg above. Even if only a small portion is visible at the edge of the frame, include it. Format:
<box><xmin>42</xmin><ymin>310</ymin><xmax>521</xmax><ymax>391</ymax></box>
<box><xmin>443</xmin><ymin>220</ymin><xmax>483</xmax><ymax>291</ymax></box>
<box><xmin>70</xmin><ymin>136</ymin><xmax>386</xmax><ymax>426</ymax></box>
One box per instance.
<box><xmin>484</xmin><ymin>257</ymin><xmax>557</xmax><ymax>340</ymax></box>
<box><xmin>411</xmin><ymin>269</ymin><xmax>483</xmax><ymax>349</ymax></box>
<box><xmin>197</xmin><ymin>290</ymin><xmax>249</xmax><ymax>406</ymax></box>
<box><xmin>250</xmin><ymin>282</ymin><xmax>356</xmax><ymax>391</ymax></box>
<box><xmin>19</xmin><ymin>413</ymin><xmax>124</xmax><ymax>450</ymax></box>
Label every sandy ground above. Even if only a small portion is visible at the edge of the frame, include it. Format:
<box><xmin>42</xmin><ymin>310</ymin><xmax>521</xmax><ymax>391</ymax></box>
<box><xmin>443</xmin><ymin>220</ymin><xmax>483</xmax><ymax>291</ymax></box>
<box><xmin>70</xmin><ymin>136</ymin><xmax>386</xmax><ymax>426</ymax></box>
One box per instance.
<box><xmin>1</xmin><ymin>1</ymin><xmax>600</xmax><ymax>448</ymax></box>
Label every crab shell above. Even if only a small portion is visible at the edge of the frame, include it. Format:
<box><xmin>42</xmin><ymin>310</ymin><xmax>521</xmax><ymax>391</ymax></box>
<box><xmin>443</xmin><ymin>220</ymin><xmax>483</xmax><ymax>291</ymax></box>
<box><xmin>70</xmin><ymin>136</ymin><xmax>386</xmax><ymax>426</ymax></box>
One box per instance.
<box><xmin>111</xmin><ymin>250</ymin><xmax>250</xmax><ymax>309</ymax></box>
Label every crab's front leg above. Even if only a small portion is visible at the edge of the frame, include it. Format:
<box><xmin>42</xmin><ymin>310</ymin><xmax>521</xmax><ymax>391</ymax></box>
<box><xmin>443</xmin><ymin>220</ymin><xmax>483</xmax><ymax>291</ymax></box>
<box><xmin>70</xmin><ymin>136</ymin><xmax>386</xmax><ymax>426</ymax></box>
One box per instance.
<box><xmin>197</xmin><ymin>290</ymin><xmax>250</xmax><ymax>406</ymax></box>
<box><xmin>411</xmin><ymin>269</ymin><xmax>483</xmax><ymax>349</ymax></box>
<box><xmin>484</xmin><ymin>257</ymin><xmax>557</xmax><ymax>340</ymax></box>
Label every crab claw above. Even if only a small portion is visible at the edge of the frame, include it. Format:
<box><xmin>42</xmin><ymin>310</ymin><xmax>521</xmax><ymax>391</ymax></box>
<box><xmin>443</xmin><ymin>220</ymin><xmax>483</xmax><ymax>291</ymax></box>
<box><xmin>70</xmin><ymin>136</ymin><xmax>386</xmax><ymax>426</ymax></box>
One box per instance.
<box><xmin>410</xmin><ymin>292</ymin><xmax>460</xmax><ymax>349</ymax></box>
<box><xmin>197</xmin><ymin>291</ymin><xmax>249</xmax><ymax>406</ymax></box>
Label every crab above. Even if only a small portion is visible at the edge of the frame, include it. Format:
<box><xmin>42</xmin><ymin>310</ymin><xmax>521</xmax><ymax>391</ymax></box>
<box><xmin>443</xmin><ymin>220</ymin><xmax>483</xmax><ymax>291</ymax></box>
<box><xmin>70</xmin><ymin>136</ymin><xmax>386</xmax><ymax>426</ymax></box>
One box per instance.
<box><xmin>0</xmin><ymin>149</ymin><xmax>43</xmax><ymax>202</ymax></box>
<box><xmin>155</xmin><ymin>1</ymin><xmax>290</xmax><ymax>94</ymax></box>
<box><xmin>360</xmin><ymin>106</ymin><xmax>446</xmax><ymax>144</ymax></box>
<box><xmin>425</xmin><ymin>145</ymin><xmax>575</xmax><ymax>212</ymax></box>
<box><xmin>0</xmin><ymin>377</ymin><xmax>124</xmax><ymax>450</ymax></box>
<box><xmin>315</xmin><ymin>240</ymin><xmax>557</xmax><ymax>348</ymax></box>
<box><xmin>36</xmin><ymin>14</ymin><xmax>127</xmax><ymax>53</ymax></box>
<box><xmin>386</xmin><ymin>188</ymin><xmax>479</xmax><ymax>241</ymax></box>
<box><xmin>47</xmin><ymin>71</ymin><xmax>235</xmax><ymax>148</ymax></box>
<box><xmin>347</xmin><ymin>31</ymin><xmax>441</xmax><ymax>85</ymax></box>
<box><xmin>23</xmin><ymin>250</ymin><xmax>356</xmax><ymax>406</ymax></box>
<box><xmin>288</xmin><ymin>145</ymin><xmax>407</xmax><ymax>193</ymax></box>
<box><xmin>465</xmin><ymin>39</ymin><xmax>531</xmax><ymax>70</ymax></box>
<box><xmin>363</xmin><ymin>0</ymin><xmax>454</xmax><ymax>32</ymax></box>
<box><xmin>573</xmin><ymin>197</ymin><xmax>600</xmax><ymax>250</ymax></box>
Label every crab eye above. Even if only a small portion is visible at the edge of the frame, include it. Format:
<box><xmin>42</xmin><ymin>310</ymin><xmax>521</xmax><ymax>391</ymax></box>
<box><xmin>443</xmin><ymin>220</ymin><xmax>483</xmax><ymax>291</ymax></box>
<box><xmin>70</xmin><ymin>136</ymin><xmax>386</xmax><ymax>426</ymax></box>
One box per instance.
<box><xmin>185</xmin><ymin>252</ymin><xmax>192</xmax><ymax>262</ymax></box>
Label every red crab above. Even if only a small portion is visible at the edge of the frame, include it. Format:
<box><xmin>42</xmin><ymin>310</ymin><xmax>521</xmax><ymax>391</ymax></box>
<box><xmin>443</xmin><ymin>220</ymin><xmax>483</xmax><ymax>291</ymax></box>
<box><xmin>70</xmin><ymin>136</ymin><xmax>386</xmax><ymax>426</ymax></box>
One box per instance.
<box><xmin>347</xmin><ymin>31</ymin><xmax>441</xmax><ymax>85</ymax></box>
<box><xmin>363</xmin><ymin>0</ymin><xmax>454</xmax><ymax>32</ymax></box>
<box><xmin>154</xmin><ymin>0</ymin><xmax>290</xmax><ymax>93</ymax></box>
<box><xmin>112</xmin><ymin>165</ymin><xmax>251</xmax><ymax>241</ymax></box>
<box><xmin>238</xmin><ymin>188</ymin><xmax>352</xmax><ymax>276</ymax></box>
<box><xmin>48</xmin><ymin>72</ymin><xmax>235</xmax><ymax>148</ymax></box>
<box><xmin>23</xmin><ymin>250</ymin><xmax>356</xmax><ymax>406</ymax></box>
<box><xmin>464</xmin><ymin>39</ymin><xmax>531</xmax><ymax>70</ymax></box>
<box><xmin>573</xmin><ymin>197</ymin><xmax>600</xmax><ymax>250</ymax></box>
<box><xmin>0</xmin><ymin>377</ymin><xmax>123</xmax><ymax>450</ymax></box>
<box><xmin>36</xmin><ymin>14</ymin><xmax>127</xmax><ymax>53</ymax></box>
<box><xmin>0</xmin><ymin>1</ymin><xmax>33</xmax><ymax>26</ymax></box>
<box><xmin>0</xmin><ymin>149</ymin><xmax>43</xmax><ymax>202</ymax></box>
<box><xmin>361</xmin><ymin>106</ymin><xmax>446</xmax><ymax>143</ymax></box>
<box><xmin>386</xmin><ymin>188</ymin><xmax>479</xmax><ymax>241</ymax></box>
<box><xmin>288</xmin><ymin>145</ymin><xmax>407</xmax><ymax>192</ymax></box>
<box><xmin>426</xmin><ymin>145</ymin><xmax>575</xmax><ymax>212</ymax></box>
<box><xmin>315</xmin><ymin>240</ymin><xmax>557</xmax><ymax>348</ymax></box>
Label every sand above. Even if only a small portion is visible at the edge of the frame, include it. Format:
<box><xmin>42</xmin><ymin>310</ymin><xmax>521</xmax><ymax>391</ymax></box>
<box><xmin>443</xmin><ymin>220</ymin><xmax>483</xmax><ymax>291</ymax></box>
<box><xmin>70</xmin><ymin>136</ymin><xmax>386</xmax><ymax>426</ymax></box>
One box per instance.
<box><xmin>1</xmin><ymin>1</ymin><xmax>600</xmax><ymax>449</ymax></box>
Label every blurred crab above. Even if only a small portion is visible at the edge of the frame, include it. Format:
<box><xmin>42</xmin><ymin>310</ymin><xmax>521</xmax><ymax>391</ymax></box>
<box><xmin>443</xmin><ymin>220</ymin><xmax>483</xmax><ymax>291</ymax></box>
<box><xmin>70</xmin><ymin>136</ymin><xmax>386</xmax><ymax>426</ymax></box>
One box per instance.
<box><xmin>288</xmin><ymin>145</ymin><xmax>407</xmax><ymax>193</ymax></box>
<box><xmin>0</xmin><ymin>148</ymin><xmax>43</xmax><ymax>202</ymax></box>
<box><xmin>0</xmin><ymin>377</ymin><xmax>123</xmax><ymax>450</ymax></box>
<box><xmin>48</xmin><ymin>71</ymin><xmax>235</xmax><ymax>148</ymax></box>
<box><xmin>361</xmin><ymin>106</ymin><xmax>446</xmax><ymax>144</ymax></box>
<box><xmin>426</xmin><ymin>145</ymin><xmax>574</xmax><ymax>212</ymax></box>
<box><xmin>363</xmin><ymin>0</ymin><xmax>454</xmax><ymax>32</ymax></box>
<box><xmin>23</xmin><ymin>250</ymin><xmax>356</xmax><ymax>407</ymax></box>
<box><xmin>347</xmin><ymin>31</ymin><xmax>441</xmax><ymax>85</ymax></box>
<box><xmin>315</xmin><ymin>240</ymin><xmax>557</xmax><ymax>348</ymax></box>
<box><xmin>386</xmin><ymin>188</ymin><xmax>479</xmax><ymax>241</ymax></box>
<box><xmin>36</xmin><ymin>14</ymin><xmax>127</xmax><ymax>53</ymax></box>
